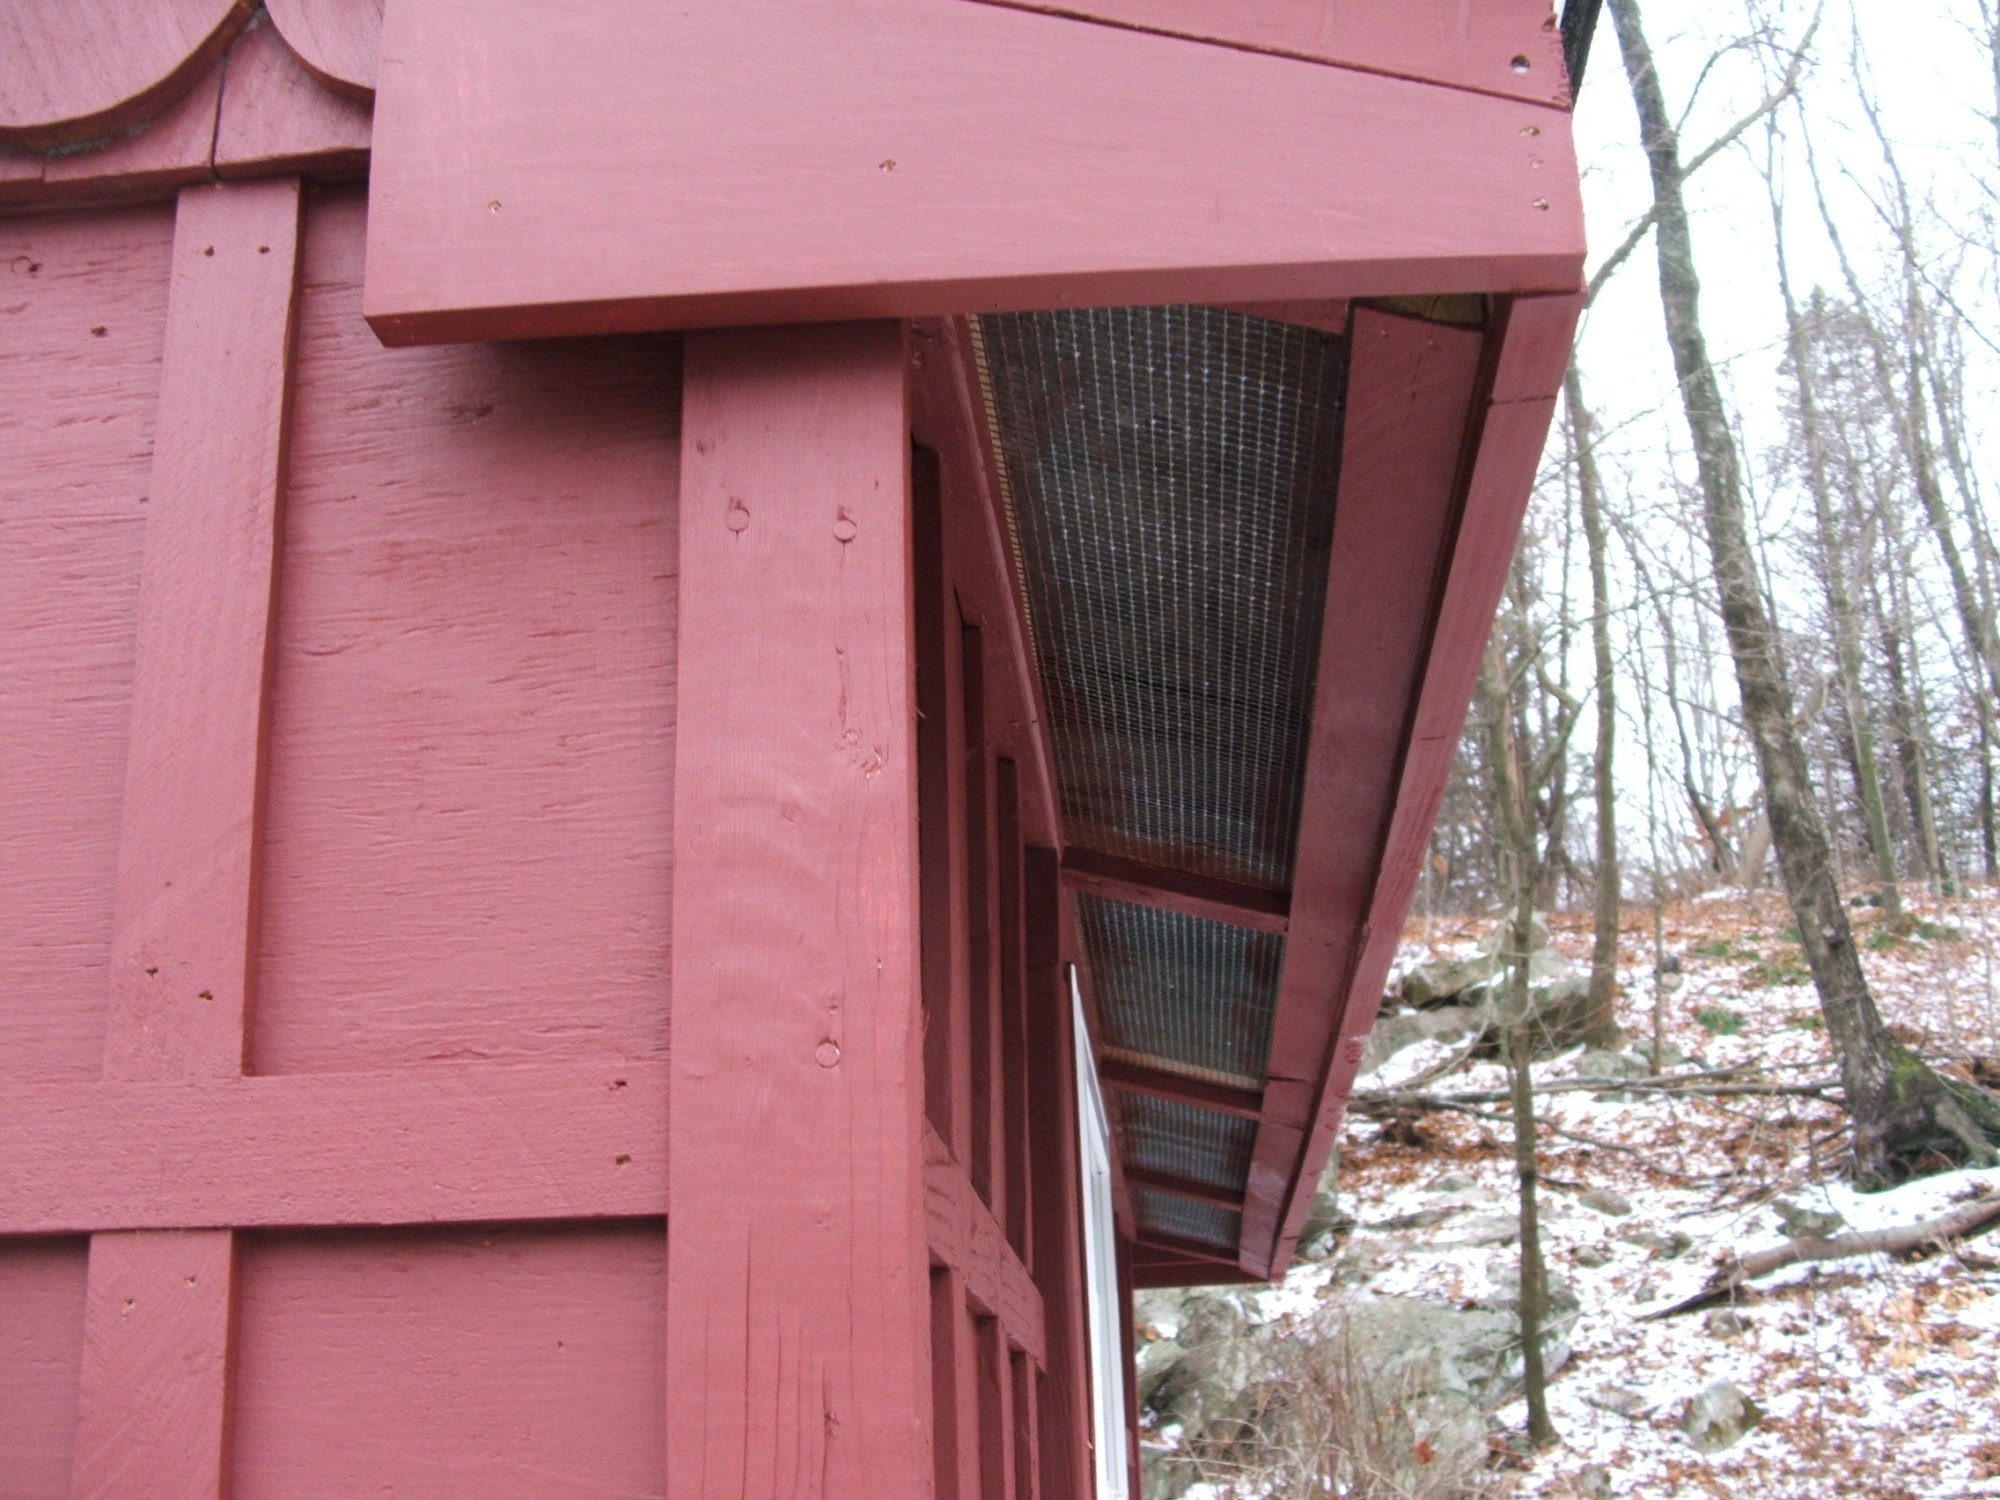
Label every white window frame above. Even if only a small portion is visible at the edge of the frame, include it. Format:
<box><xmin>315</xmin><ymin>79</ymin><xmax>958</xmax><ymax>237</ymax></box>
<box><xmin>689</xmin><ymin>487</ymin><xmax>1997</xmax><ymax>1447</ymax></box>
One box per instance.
<box><xmin>1071</xmin><ymin>967</ymin><xmax>1131</xmax><ymax>1500</ymax></box>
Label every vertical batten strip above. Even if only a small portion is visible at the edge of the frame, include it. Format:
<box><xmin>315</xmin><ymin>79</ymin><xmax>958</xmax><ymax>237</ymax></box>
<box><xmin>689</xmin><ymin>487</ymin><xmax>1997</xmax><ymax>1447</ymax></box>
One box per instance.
<box><xmin>71</xmin><ymin>177</ymin><xmax>303</xmax><ymax>1500</ymax></box>
<box><xmin>979</xmin><ymin>1316</ymin><xmax>1016</xmax><ymax>1500</ymax></box>
<box><xmin>668</xmin><ymin>323</ymin><xmax>932</xmax><ymax>1497</ymax></box>
<box><xmin>962</xmin><ymin>621</ymin><xmax>1000</xmax><ymax>1208</ymax></box>
<box><xmin>996</xmin><ymin>759</ymin><xmax>1033</xmax><ymax>1259</ymax></box>
<box><xmin>1023</xmin><ymin>847</ymin><xmax>1094</xmax><ymax>1500</ymax></box>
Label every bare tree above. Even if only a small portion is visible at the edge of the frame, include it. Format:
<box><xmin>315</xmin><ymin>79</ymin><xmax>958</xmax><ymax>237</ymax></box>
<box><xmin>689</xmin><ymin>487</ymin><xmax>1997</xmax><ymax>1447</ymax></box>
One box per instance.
<box><xmin>1606</xmin><ymin>0</ymin><xmax>2000</xmax><ymax>1182</ymax></box>
<box><xmin>1759</xmin><ymin>140</ymin><xmax>1906</xmax><ymax>926</ymax></box>
<box><xmin>1477</xmin><ymin>642</ymin><xmax>1557</xmax><ymax>1448</ymax></box>
<box><xmin>1802</xmin><ymin>71</ymin><xmax>2000</xmax><ymax>714</ymax></box>
<box><xmin>1566</xmin><ymin>367</ymin><xmax>1625</xmax><ymax>1047</ymax></box>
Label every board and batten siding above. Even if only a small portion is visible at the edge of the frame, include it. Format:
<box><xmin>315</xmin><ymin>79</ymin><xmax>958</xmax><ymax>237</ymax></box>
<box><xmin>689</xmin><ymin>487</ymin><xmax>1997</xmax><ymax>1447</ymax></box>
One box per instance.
<box><xmin>0</xmin><ymin>178</ymin><xmax>1090</xmax><ymax>1499</ymax></box>
<box><xmin>0</xmin><ymin>199</ymin><xmax>175</xmax><ymax>1500</ymax></box>
<box><xmin>0</xmin><ymin>184</ymin><xmax>680</xmax><ymax>1498</ymax></box>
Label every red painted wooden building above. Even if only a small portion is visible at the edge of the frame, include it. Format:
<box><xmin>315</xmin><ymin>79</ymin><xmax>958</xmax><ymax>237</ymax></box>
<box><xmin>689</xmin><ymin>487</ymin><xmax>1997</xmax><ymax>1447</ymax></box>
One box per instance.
<box><xmin>0</xmin><ymin>3</ymin><xmax>1584</xmax><ymax>1495</ymax></box>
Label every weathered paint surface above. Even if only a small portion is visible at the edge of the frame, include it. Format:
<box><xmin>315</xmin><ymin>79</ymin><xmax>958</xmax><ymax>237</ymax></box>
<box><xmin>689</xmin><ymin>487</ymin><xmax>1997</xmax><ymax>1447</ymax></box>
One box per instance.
<box><xmin>265</xmin><ymin>0</ymin><xmax>381</xmax><ymax>103</ymax></box>
<box><xmin>0</xmin><ymin>197</ymin><xmax>174</xmax><ymax>1500</ymax></box>
<box><xmin>0</xmin><ymin>205</ymin><xmax>171</xmax><ymax>1083</ymax></box>
<box><xmin>0</xmin><ymin>0</ymin><xmax>249</xmax><ymax>149</ymax></box>
<box><xmin>232</xmin><ymin>1223</ymin><xmax>667</xmax><ymax>1498</ymax></box>
<box><xmin>0</xmin><ymin>1237</ymin><xmax>90</xmax><ymax>1498</ymax></box>
<box><xmin>956</xmin><ymin>0</ymin><xmax>1569</xmax><ymax>105</ymax></box>
<box><xmin>252</xmin><ymin>188</ymin><xmax>676</xmax><ymax>1077</ymax></box>
<box><xmin>71</xmin><ymin>175</ymin><xmax>300</xmax><ymax>1500</ymax></box>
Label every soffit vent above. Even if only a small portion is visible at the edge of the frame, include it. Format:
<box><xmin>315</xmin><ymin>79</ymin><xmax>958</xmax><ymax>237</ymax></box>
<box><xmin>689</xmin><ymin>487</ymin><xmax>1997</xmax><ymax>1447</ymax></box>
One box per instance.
<box><xmin>1115</xmin><ymin>1092</ymin><xmax>1257</xmax><ymax>1192</ymax></box>
<box><xmin>1135</xmin><ymin>1189</ymin><xmax>1241</xmax><ymax>1253</ymax></box>
<box><xmin>977</xmin><ymin>302</ymin><xmax>1349</xmax><ymax>1268</ymax></box>
<box><xmin>1075</xmin><ymin>893</ymin><xmax>1280</xmax><ymax>1086</ymax></box>
<box><xmin>977</xmin><ymin>304</ymin><xmax>1344</xmax><ymax>891</ymax></box>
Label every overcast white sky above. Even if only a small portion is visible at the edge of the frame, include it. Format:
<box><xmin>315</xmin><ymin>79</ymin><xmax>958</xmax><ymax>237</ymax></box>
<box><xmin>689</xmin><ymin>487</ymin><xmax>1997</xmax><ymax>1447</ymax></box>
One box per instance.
<box><xmin>1569</xmin><ymin>0</ymin><xmax>1995</xmax><ymax>485</ymax></box>
<box><xmin>1520</xmin><ymin>0</ymin><xmax>1997</xmax><ymax>853</ymax></box>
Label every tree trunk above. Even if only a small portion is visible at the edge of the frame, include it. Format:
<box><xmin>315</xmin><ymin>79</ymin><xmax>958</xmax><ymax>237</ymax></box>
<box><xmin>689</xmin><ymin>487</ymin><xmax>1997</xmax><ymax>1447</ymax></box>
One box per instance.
<box><xmin>1479</xmin><ymin>644</ymin><xmax>1557</xmax><ymax>1447</ymax></box>
<box><xmin>1763</xmin><ymin>169</ymin><xmax>1904</xmax><ymax>926</ymax></box>
<box><xmin>1984</xmin><ymin>715</ymin><xmax>1998</xmax><ymax>881</ymax></box>
<box><xmin>1607</xmin><ymin>0</ymin><xmax>2000</xmax><ymax>1182</ymax></box>
<box><xmin>1873</xmin><ymin>559</ymin><xmax>1945</xmax><ymax>892</ymax></box>
<box><xmin>1568</xmin><ymin>366</ymin><xmax>1624</xmax><ymax>1048</ymax></box>
<box><xmin>1629</xmin><ymin>576</ymin><xmax>1673</xmax><ymax>1074</ymax></box>
<box><xmin>1985</xmin><ymin>0</ymin><xmax>2000</xmax><ymax>174</ymax></box>
<box><xmin>1912</xmin><ymin>336</ymin><xmax>2000</xmax><ymax>878</ymax></box>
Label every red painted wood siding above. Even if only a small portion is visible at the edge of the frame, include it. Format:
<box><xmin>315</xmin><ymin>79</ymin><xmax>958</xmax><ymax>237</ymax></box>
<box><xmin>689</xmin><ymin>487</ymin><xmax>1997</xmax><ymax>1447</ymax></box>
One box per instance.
<box><xmin>0</xmin><ymin>204</ymin><xmax>171</xmax><ymax>1086</ymax></box>
<box><xmin>253</xmin><ymin>188</ymin><xmax>676</xmax><ymax>1076</ymax></box>
<box><xmin>667</xmin><ymin>322</ymin><xmax>932</xmax><ymax>1497</ymax></box>
<box><xmin>0</xmin><ymin>9</ymin><xmax>1581</xmax><ymax>1481</ymax></box>
<box><xmin>955</xmin><ymin>0</ymin><xmax>1569</xmax><ymax>105</ymax></box>
<box><xmin>0</xmin><ymin>183</ymin><xmax>1113</xmax><ymax>1497</ymax></box>
<box><xmin>360</xmin><ymin>0</ymin><xmax>1581</xmax><ymax>343</ymax></box>
<box><xmin>0</xmin><ymin>186</ymin><xmax>680</xmax><ymax>1498</ymax></box>
<box><xmin>0</xmin><ymin>201</ymin><xmax>173</xmax><ymax>1499</ymax></box>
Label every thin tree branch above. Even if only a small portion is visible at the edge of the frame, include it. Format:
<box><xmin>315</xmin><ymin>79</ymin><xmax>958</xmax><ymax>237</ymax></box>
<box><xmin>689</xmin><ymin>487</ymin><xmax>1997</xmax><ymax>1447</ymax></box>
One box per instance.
<box><xmin>1586</xmin><ymin>6</ymin><xmax>1822</xmax><ymax>303</ymax></box>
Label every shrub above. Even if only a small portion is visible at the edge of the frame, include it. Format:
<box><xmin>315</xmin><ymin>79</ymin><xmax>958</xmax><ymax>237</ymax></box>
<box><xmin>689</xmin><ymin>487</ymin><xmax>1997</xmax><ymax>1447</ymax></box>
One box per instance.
<box><xmin>1695</xmin><ymin>1005</ymin><xmax>1745</xmax><ymax>1036</ymax></box>
<box><xmin>1185</xmin><ymin>1308</ymin><xmax>1496</xmax><ymax>1500</ymax></box>
<box><xmin>1745</xmin><ymin>954</ymin><xmax>1809</xmax><ymax>988</ymax></box>
<box><xmin>1689</xmin><ymin>936</ymin><xmax>1751</xmax><ymax>962</ymax></box>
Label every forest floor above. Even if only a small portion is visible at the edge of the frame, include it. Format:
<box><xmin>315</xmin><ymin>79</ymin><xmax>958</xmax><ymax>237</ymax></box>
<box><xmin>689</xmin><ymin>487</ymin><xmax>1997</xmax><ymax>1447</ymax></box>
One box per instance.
<box><xmin>1295</xmin><ymin>884</ymin><xmax>2000</xmax><ymax>1499</ymax></box>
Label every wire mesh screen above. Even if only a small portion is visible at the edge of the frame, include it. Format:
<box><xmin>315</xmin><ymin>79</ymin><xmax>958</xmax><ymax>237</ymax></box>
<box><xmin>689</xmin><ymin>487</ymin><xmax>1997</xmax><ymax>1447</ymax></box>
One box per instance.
<box><xmin>1077</xmin><ymin>893</ymin><xmax>1281</xmax><ymax>1085</ymax></box>
<box><xmin>1136</xmin><ymin>1188</ymin><xmax>1242</xmax><ymax>1252</ymax></box>
<box><xmin>977</xmin><ymin>305</ymin><xmax>1345</xmax><ymax>891</ymax></box>
<box><xmin>1115</xmin><ymin>1093</ymin><xmax>1257</xmax><ymax>1192</ymax></box>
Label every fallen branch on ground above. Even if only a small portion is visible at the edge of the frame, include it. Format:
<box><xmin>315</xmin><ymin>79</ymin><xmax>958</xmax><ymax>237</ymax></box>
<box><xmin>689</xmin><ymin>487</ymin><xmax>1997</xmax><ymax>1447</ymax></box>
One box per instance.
<box><xmin>1354</xmin><ymin>1073</ymin><xmax>1841</xmax><ymax>1112</ymax></box>
<box><xmin>1640</xmin><ymin>1192</ymin><xmax>2000</xmax><ymax>1318</ymax></box>
<box><xmin>1350</xmin><ymin>1094</ymin><xmax>1648</xmax><ymax>1159</ymax></box>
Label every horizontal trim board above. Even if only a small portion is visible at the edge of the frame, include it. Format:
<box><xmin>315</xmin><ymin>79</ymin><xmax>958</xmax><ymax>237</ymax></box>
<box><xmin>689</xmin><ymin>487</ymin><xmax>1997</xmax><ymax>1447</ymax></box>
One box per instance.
<box><xmin>1214</xmin><ymin>297</ymin><xmax>1352</xmax><ymax>335</ymax></box>
<box><xmin>0</xmin><ymin>1059</ymin><xmax>667</xmax><ymax>1234</ymax></box>
<box><xmin>1122</xmin><ymin>1165</ymin><xmax>1247</xmax><ymax>1212</ymax></box>
<box><xmin>925</xmin><ymin>1126</ymin><xmax>1048</xmax><ymax>1366</ymax></box>
<box><xmin>1131</xmin><ymin>1228</ymin><xmax>1241</xmax><ymax>1267</ymax></box>
<box><xmin>955</xmin><ymin>0</ymin><xmax>1570</xmax><ymax>108</ymax></box>
<box><xmin>1095</xmin><ymin>1056</ymin><xmax>1265</xmax><ymax>1120</ymax></box>
<box><xmin>1132</xmin><ymin>1256</ymin><xmax>1266</xmax><ymax>1289</ymax></box>
<box><xmin>1060</xmin><ymin>847</ymin><xmax>1289</xmax><ymax>935</ymax></box>
<box><xmin>362</xmin><ymin>0</ymin><xmax>1582</xmax><ymax>343</ymax></box>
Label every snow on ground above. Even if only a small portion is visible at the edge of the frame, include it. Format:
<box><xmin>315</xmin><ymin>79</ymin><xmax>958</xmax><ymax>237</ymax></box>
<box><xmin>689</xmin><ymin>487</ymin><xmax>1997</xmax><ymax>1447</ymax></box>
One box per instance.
<box><xmin>1303</xmin><ymin>887</ymin><xmax>2000</xmax><ymax>1499</ymax></box>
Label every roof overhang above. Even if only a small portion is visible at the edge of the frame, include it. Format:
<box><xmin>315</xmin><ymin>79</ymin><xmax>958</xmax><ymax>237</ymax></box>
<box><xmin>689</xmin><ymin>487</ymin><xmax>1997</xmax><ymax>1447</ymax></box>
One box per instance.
<box><xmin>974</xmin><ymin>293</ymin><xmax>1578</xmax><ymax>1284</ymax></box>
<box><xmin>347</xmin><ymin>0</ymin><xmax>1584</xmax><ymax>1283</ymax></box>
